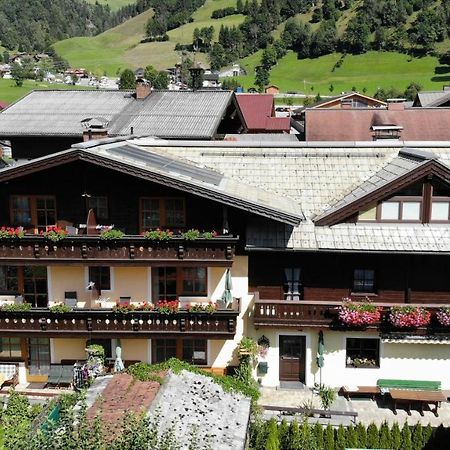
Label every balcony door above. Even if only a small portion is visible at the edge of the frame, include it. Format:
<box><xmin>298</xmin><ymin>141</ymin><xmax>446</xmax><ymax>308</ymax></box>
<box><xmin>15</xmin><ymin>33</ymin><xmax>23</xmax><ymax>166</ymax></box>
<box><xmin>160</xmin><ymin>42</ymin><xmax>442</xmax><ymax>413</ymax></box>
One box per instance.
<box><xmin>279</xmin><ymin>335</ymin><xmax>306</xmax><ymax>382</ymax></box>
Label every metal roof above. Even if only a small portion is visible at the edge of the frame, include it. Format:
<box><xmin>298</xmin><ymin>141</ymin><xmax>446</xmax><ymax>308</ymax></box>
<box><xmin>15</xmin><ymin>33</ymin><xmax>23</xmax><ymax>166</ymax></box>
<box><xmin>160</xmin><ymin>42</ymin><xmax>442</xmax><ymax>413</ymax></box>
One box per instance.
<box><xmin>0</xmin><ymin>89</ymin><xmax>235</xmax><ymax>139</ymax></box>
<box><xmin>416</xmin><ymin>91</ymin><xmax>450</xmax><ymax>107</ymax></box>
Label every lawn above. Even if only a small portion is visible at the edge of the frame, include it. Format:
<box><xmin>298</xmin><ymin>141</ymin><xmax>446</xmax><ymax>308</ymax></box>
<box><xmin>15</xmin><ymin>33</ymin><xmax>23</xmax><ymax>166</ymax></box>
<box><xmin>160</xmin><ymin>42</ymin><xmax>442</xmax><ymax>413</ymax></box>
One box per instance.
<box><xmin>54</xmin><ymin>0</ymin><xmax>244</xmax><ymax>74</ymax></box>
<box><xmin>234</xmin><ymin>50</ymin><xmax>448</xmax><ymax>95</ymax></box>
<box><xmin>85</xmin><ymin>0</ymin><xmax>133</xmax><ymax>11</ymax></box>
<box><xmin>0</xmin><ymin>79</ymin><xmax>92</xmax><ymax>104</ymax></box>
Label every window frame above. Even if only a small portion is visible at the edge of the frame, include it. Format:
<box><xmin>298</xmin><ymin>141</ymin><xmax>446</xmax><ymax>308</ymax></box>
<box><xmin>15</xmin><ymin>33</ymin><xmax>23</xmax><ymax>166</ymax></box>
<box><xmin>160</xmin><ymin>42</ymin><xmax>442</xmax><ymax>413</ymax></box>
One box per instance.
<box><xmin>283</xmin><ymin>267</ymin><xmax>302</xmax><ymax>301</ymax></box>
<box><xmin>139</xmin><ymin>197</ymin><xmax>186</xmax><ymax>232</ymax></box>
<box><xmin>345</xmin><ymin>337</ymin><xmax>380</xmax><ymax>369</ymax></box>
<box><xmin>352</xmin><ymin>268</ymin><xmax>376</xmax><ymax>295</ymax></box>
<box><xmin>152</xmin><ymin>338</ymin><xmax>208</xmax><ymax>366</ymax></box>
<box><xmin>86</xmin><ymin>196</ymin><xmax>109</xmax><ymax>221</ymax></box>
<box><xmin>430</xmin><ymin>196</ymin><xmax>450</xmax><ymax>223</ymax></box>
<box><xmin>86</xmin><ymin>266</ymin><xmax>113</xmax><ymax>292</ymax></box>
<box><xmin>10</xmin><ymin>195</ymin><xmax>57</xmax><ymax>231</ymax></box>
<box><xmin>377</xmin><ymin>196</ymin><xmax>423</xmax><ymax>223</ymax></box>
<box><xmin>0</xmin><ymin>337</ymin><xmax>22</xmax><ymax>360</ymax></box>
<box><xmin>28</xmin><ymin>337</ymin><xmax>51</xmax><ymax>375</ymax></box>
<box><xmin>152</xmin><ymin>267</ymin><xmax>207</xmax><ymax>301</ymax></box>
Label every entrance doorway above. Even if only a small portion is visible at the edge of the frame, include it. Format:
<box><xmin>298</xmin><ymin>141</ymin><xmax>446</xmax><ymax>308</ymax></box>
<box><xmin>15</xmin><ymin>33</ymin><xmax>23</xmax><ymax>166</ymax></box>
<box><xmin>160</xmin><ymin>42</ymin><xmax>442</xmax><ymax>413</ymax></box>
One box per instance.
<box><xmin>279</xmin><ymin>335</ymin><xmax>306</xmax><ymax>383</ymax></box>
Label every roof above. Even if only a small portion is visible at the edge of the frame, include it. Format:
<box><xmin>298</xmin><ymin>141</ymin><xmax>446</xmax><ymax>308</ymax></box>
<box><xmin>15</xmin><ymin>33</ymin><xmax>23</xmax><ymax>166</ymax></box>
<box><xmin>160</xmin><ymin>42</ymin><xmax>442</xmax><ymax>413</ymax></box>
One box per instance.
<box><xmin>132</xmin><ymin>139</ymin><xmax>450</xmax><ymax>253</ymax></box>
<box><xmin>0</xmin><ymin>140</ymin><xmax>303</xmax><ymax>226</ymax></box>
<box><xmin>236</xmin><ymin>94</ymin><xmax>290</xmax><ymax>132</ymax></box>
<box><xmin>0</xmin><ymin>89</ymin><xmax>237</xmax><ymax>139</ymax></box>
<box><xmin>415</xmin><ymin>91</ymin><xmax>450</xmax><ymax>107</ymax></box>
<box><xmin>305</xmin><ymin>107</ymin><xmax>450</xmax><ymax>141</ymax></box>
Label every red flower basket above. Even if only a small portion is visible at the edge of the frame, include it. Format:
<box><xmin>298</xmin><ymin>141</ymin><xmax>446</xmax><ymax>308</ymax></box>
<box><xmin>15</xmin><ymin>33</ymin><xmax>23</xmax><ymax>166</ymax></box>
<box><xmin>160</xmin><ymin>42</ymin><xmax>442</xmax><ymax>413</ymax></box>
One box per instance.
<box><xmin>338</xmin><ymin>300</ymin><xmax>381</xmax><ymax>326</ymax></box>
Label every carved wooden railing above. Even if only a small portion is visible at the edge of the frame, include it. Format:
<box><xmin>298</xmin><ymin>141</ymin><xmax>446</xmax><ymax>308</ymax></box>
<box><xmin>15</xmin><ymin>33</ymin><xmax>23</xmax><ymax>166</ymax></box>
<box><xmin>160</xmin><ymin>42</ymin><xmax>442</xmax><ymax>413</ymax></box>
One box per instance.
<box><xmin>0</xmin><ymin>308</ymin><xmax>238</xmax><ymax>338</ymax></box>
<box><xmin>0</xmin><ymin>235</ymin><xmax>237</xmax><ymax>265</ymax></box>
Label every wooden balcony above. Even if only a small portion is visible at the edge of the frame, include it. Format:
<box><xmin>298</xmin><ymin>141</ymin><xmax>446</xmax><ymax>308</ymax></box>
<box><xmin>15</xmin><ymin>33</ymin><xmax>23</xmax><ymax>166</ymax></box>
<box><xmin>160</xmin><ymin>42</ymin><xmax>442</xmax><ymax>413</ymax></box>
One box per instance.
<box><xmin>253</xmin><ymin>298</ymin><xmax>449</xmax><ymax>332</ymax></box>
<box><xmin>0</xmin><ymin>308</ymin><xmax>239</xmax><ymax>338</ymax></box>
<box><xmin>0</xmin><ymin>235</ymin><xmax>237</xmax><ymax>266</ymax></box>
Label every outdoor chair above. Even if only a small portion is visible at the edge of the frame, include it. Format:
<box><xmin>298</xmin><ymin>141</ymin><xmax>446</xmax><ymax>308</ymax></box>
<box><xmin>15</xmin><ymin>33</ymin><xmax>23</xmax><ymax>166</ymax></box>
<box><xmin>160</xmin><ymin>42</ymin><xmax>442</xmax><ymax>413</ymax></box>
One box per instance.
<box><xmin>59</xmin><ymin>365</ymin><xmax>74</xmax><ymax>387</ymax></box>
<box><xmin>45</xmin><ymin>364</ymin><xmax>63</xmax><ymax>388</ymax></box>
<box><xmin>0</xmin><ymin>363</ymin><xmax>19</xmax><ymax>389</ymax></box>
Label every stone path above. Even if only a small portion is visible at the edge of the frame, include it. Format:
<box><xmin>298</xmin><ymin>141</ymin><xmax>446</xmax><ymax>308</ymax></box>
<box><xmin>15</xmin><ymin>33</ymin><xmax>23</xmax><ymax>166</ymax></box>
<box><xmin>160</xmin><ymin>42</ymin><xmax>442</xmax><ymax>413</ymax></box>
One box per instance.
<box><xmin>259</xmin><ymin>387</ymin><xmax>450</xmax><ymax>427</ymax></box>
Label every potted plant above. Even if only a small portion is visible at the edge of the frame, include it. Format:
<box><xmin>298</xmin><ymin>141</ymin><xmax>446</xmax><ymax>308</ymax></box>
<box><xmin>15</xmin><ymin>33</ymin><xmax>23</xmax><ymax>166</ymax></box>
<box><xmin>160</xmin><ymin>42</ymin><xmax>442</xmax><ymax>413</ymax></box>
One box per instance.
<box><xmin>238</xmin><ymin>336</ymin><xmax>258</xmax><ymax>357</ymax></box>
<box><xmin>41</xmin><ymin>226</ymin><xmax>68</xmax><ymax>242</ymax></box>
<box><xmin>436</xmin><ymin>307</ymin><xmax>450</xmax><ymax>327</ymax></box>
<box><xmin>318</xmin><ymin>385</ymin><xmax>336</xmax><ymax>416</ymax></box>
<box><xmin>389</xmin><ymin>306</ymin><xmax>431</xmax><ymax>328</ymax></box>
<box><xmin>100</xmin><ymin>229</ymin><xmax>125</xmax><ymax>240</ymax></box>
<box><xmin>0</xmin><ymin>227</ymin><xmax>24</xmax><ymax>239</ymax></box>
<box><xmin>143</xmin><ymin>229</ymin><xmax>173</xmax><ymax>241</ymax></box>
<box><xmin>186</xmin><ymin>301</ymin><xmax>217</xmax><ymax>314</ymax></box>
<box><xmin>49</xmin><ymin>303</ymin><xmax>73</xmax><ymax>314</ymax></box>
<box><xmin>338</xmin><ymin>299</ymin><xmax>381</xmax><ymax>326</ymax></box>
<box><xmin>154</xmin><ymin>300</ymin><xmax>179</xmax><ymax>314</ymax></box>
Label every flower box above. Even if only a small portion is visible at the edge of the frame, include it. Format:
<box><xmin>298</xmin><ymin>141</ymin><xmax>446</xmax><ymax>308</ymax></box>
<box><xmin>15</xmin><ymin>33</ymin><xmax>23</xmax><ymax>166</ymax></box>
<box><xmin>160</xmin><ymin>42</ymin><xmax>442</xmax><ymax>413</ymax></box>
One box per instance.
<box><xmin>436</xmin><ymin>307</ymin><xmax>450</xmax><ymax>327</ymax></box>
<box><xmin>338</xmin><ymin>300</ymin><xmax>381</xmax><ymax>326</ymax></box>
<box><xmin>388</xmin><ymin>306</ymin><xmax>431</xmax><ymax>328</ymax></box>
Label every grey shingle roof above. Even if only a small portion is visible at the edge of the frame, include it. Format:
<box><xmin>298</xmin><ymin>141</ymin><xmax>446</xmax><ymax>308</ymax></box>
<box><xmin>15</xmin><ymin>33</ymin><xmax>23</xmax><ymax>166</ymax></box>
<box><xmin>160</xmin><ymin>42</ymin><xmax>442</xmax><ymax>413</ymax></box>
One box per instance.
<box><xmin>416</xmin><ymin>91</ymin><xmax>450</xmax><ymax>107</ymax></box>
<box><xmin>0</xmin><ymin>89</ymin><xmax>234</xmax><ymax>139</ymax></box>
<box><xmin>135</xmin><ymin>141</ymin><xmax>450</xmax><ymax>253</ymax></box>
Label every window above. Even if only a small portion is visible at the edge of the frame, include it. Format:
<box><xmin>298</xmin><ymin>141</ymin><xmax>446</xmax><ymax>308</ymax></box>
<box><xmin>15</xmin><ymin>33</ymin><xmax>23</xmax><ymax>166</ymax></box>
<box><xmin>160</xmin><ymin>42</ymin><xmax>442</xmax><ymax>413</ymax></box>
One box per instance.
<box><xmin>140</xmin><ymin>198</ymin><xmax>185</xmax><ymax>230</ymax></box>
<box><xmin>0</xmin><ymin>337</ymin><xmax>21</xmax><ymax>358</ymax></box>
<box><xmin>380</xmin><ymin>200</ymin><xmax>421</xmax><ymax>221</ymax></box>
<box><xmin>0</xmin><ymin>266</ymin><xmax>48</xmax><ymax>307</ymax></box>
<box><xmin>346</xmin><ymin>338</ymin><xmax>380</xmax><ymax>368</ymax></box>
<box><xmin>283</xmin><ymin>268</ymin><xmax>301</xmax><ymax>300</ymax></box>
<box><xmin>87</xmin><ymin>196</ymin><xmax>108</xmax><ymax>220</ymax></box>
<box><xmin>88</xmin><ymin>266</ymin><xmax>111</xmax><ymax>291</ymax></box>
<box><xmin>182</xmin><ymin>339</ymin><xmax>207</xmax><ymax>365</ymax></box>
<box><xmin>86</xmin><ymin>339</ymin><xmax>112</xmax><ymax>358</ymax></box>
<box><xmin>153</xmin><ymin>339</ymin><xmax>177</xmax><ymax>363</ymax></box>
<box><xmin>152</xmin><ymin>267</ymin><xmax>207</xmax><ymax>301</ymax></box>
<box><xmin>431</xmin><ymin>202</ymin><xmax>450</xmax><ymax>221</ymax></box>
<box><xmin>10</xmin><ymin>195</ymin><xmax>56</xmax><ymax>230</ymax></box>
<box><xmin>28</xmin><ymin>337</ymin><xmax>50</xmax><ymax>375</ymax></box>
<box><xmin>353</xmin><ymin>269</ymin><xmax>376</xmax><ymax>293</ymax></box>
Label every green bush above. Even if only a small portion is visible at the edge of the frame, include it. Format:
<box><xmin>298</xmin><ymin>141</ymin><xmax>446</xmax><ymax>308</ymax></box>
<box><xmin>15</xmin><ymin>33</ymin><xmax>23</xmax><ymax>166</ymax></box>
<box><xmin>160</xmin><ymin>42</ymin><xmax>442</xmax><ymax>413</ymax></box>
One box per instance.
<box><xmin>379</xmin><ymin>421</ymin><xmax>392</xmax><ymax>449</ymax></box>
<box><xmin>412</xmin><ymin>423</ymin><xmax>423</xmax><ymax>450</ymax></box>
<box><xmin>401</xmin><ymin>423</ymin><xmax>412</xmax><ymax>450</ymax></box>
<box><xmin>49</xmin><ymin>303</ymin><xmax>73</xmax><ymax>313</ymax></box>
<box><xmin>265</xmin><ymin>419</ymin><xmax>280</xmax><ymax>450</ymax></box>
<box><xmin>356</xmin><ymin>422</ymin><xmax>367</xmax><ymax>448</ymax></box>
<box><xmin>100</xmin><ymin>229</ymin><xmax>125</xmax><ymax>240</ymax></box>
<box><xmin>391</xmin><ymin>422</ymin><xmax>402</xmax><ymax>450</ymax></box>
<box><xmin>278</xmin><ymin>419</ymin><xmax>290</xmax><ymax>450</ymax></box>
<box><xmin>1</xmin><ymin>302</ymin><xmax>32</xmax><ymax>312</ymax></box>
<box><xmin>367</xmin><ymin>423</ymin><xmax>379</xmax><ymax>449</ymax></box>
<box><xmin>312</xmin><ymin>422</ymin><xmax>324</xmax><ymax>449</ymax></box>
<box><xmin>323</xmin><ymin>424</ymin><xmax>334</xmax><ymax>450</ymax></box>
<box><xmin>335</xmin><ymin>425</ymin><xmax>346</xmax><ymax>450</ymax></box>
<box><xmin>287</xmin><ymin>420</ymin><xmax>301</xmax><ymax>450</ymax></box>
<box><xmin>346</xmin><ymin>425</ymin><xmax>358</xmax><ymax>449</ymax></box>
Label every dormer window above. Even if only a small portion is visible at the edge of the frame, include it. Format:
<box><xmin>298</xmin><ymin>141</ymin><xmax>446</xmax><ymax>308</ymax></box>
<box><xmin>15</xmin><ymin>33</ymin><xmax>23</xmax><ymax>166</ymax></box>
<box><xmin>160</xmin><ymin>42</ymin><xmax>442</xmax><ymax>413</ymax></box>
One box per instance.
<box><xmin>371</xmin><ymin>125</ymin><xmax>403</xmax><ymax>140</ymax></box>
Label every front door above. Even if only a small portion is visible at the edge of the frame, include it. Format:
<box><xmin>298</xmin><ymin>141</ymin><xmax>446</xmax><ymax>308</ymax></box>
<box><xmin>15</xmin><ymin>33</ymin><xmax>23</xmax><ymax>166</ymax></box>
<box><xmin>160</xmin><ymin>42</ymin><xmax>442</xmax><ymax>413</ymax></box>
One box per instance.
<box><xmin>279</xmin><ymin>335</ymin><xmax>306</xmax><ymax>382</ymax></box>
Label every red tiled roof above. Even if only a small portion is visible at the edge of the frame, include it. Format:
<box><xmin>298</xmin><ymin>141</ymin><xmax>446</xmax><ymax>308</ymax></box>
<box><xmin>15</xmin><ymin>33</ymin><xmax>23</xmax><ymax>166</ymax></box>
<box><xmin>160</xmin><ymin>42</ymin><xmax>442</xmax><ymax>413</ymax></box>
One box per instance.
<box><xmin>305</xmin><ymin>107</ymin><xmax>450</xmax><ymax>141</ymax></box>
<box><xmin>236</xmin><ymin>94</ymin><xmax>290</xmax><ymax>132</ymax></box>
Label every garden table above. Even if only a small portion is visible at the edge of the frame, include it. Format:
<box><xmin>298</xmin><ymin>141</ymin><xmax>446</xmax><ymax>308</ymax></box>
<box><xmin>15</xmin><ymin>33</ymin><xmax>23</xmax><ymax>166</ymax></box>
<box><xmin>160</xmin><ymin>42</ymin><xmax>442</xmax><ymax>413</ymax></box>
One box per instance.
<box><xmin>389</xmin><ymin>389</ymin><xmax>445</xmax><ymax>417</ymax></box>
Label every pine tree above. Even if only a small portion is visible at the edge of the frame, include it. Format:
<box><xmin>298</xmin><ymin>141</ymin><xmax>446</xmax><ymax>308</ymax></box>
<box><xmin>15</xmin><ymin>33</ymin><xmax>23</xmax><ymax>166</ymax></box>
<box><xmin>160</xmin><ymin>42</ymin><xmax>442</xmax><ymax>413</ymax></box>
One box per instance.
<box><xmin>412</xmin><ymin>423</ymin><xmax>423</xmax><ymax>450</ymax></box>
<box><xmin>287</xmin><ymin>420</ymin><xmax>301</xmax><ymax>450</ymax></box>
<box><xmin>346</xmin><ymin>426</ymin><xmax>358</xmax><ymax>449</ymax></box>
<box><xmin>265</xmin><ymin>419</ymin><xmax>280</xmax><ymax>450</ymax></box>
<box><xmin>379</xmin><ymin>421</ymin><xmax>392</xmax><ymax>449</ymax></box>
<box><xmin>335</xmin><ymin>425</ymin><xmax>346</xmax><ymax>450</ymax></box>
<box><xmin>324</xmin><ymin>424</ymin><xmax>335</xmax><ymax>450</ymax></box>
<box><xmin>422</xmin><ymin>424</ymin><xmax>433</xmax><ymax>449</ymax></box>
<box><xmin>278</xmin><ymin>419</ymin><xmax>290</xmax><ymax>450</ymax></box>
<box><xmin>391</xmin><ymin>422</ymin><xmax>402</xmax><ymax>450</ymax></box>
<box><xmin>367</xmin><ymin>423</ymin><xmax>379</xmax><ymax>449</ymax></box>
<box><xmin>301</xmin><ymin>419</ymin><xmax>317</xmax><ymax>450</ymax></box>
<box><xmin>401</xmin><ymin>423</ymin><xmax>412</xmax><ymax>450</ymax></box>
<box><xmin>312</xmin><ymin>422</ymin><xmax>324</xmax><ymax>450</ymax></box>
<box><xmin>355</xmin><ymin>422</ymin><xmax>367</xmax><ymax>448</ymax></box>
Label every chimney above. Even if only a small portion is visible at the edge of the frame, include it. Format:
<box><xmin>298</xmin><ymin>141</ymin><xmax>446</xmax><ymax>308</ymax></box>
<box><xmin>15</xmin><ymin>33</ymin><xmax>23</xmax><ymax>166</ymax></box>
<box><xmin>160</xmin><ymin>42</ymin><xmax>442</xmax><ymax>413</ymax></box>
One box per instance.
<box><xmin>387</xmin><ymin>98</ymin><xmax>406</xmax><ymax>111</ymax></box>
<box><xmin>136</xmin><ymin>78</ymin><xmax>151</xmax><ymax>99</ymax></box>
<box><xmin>81</xmin><ymin>118</ymin><xmax>108</xmax><ymax>141</ymax></box>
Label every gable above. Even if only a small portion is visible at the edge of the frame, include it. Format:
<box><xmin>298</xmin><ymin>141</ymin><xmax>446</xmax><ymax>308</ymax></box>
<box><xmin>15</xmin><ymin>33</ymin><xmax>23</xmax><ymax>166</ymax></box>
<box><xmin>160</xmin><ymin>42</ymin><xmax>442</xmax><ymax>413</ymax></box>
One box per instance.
<box><xmin>315</xmin><ymin>148</ymin><xmax>450</xmax><ymax>226</ymax></box>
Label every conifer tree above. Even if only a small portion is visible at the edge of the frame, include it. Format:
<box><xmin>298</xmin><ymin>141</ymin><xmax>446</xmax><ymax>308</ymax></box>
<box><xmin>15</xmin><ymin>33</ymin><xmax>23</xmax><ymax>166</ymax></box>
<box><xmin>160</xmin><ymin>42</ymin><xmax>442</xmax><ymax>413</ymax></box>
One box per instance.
<box><xmin>379</xmin><ymin>421</ymin><xmax>392</xmax><ymax>449</ymax></box>
<box><xmin>278</xmin><ymin>419</ymin><xmax>290</xmax><ymax>450</ymax></box>
<box><xmin>412</xmin><ymin>423</ymin><xmax>423</xmax><ymax>450</ymax></box>
<box><xmin>401</xmin><ymin>423</ymin><xmax>412</xmax><ymax>450</ymax></box>
<box><xmin>346</xmin><ymin>425</ymin><xmax>358</xmax><ymax>449</ymax></box>
<box><xmin>265</xmin><ymin>419</ymin><xmax>280</xmax><ymax>450</ymax></box>
<box><xmin>312</xmin><ymin>422</ymin><xmax>324</xmax><ymax>450</ymax></box>
<box><xmin>423</xmin><ymin>423</ymin><xmax>433</xmax><ymax>449</ymax></box>
<box><xmin>324</xmin><ymin>424</ymin><xmax>335</xmax><ymax>450</ymax></box>
<box><xmin>391</xmin><ymin>422</ymin><xmax>402</xmax><ymax>450</ymax></box>
<box><xmin>367</xmin><ymin>423</ymin><xmax>379</xmax><ymax>449</ymax></box>
<box><xmin>287</xmin><ymin>420</ymin><xmax>301</xmax><ymax>450</ymax></box>
<box><xmin>355</xmin><ymin>422</ymin><xmax>367</xmax><ymax>448</ymax></box>
<box><xmin>335</xmin><ymin>425</ymin><xmax>346</xmax><ymax>450</ymax></box>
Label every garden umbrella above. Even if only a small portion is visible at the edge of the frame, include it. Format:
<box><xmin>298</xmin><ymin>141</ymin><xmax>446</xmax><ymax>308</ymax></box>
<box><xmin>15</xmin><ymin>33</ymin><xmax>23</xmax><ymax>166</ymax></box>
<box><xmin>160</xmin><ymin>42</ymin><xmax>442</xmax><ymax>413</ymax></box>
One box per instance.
<box><xmin>220</xmin><ymin>269</ymin><xmax>233</xmax><ymax>308</ymax></box>
<box><xmin>114</xmin><ymin>346</ymin><xmax>125</xmax><ymax>373</ymax></box>
<box><xmin>316</xmin><ymin>331</ymin><xmax>324</xmax><ymax>386</ymax></box>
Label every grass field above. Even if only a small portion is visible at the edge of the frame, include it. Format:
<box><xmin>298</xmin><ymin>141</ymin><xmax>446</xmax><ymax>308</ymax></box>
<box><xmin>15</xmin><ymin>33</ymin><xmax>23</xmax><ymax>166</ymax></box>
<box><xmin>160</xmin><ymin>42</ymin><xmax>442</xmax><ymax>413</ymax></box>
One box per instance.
<box><xmin>235</xmin><ymin>50</ymin><xmax>449</xmax><ymax>95</ymax></box>
<box><xmin>55</xmin><ymin>0</ymin><xmax>244</xmax><ymax>74</ymax></box>
<box><xmin>0</xmin><ymin>79</ymin><xmax>91</xmax><ymax>104</ymax></box>
<box><xmin>85</xmin><ymin>0</ymin><xmax>133</xmax><ymax>11</ymax></box>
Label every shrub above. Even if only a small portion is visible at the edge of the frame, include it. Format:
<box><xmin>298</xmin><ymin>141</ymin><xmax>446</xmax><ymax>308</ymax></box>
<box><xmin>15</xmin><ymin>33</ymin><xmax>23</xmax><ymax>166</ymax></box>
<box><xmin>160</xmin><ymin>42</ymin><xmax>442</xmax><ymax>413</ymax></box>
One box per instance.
<box><xmin>287</xmin><ymin>420</ymin><xmax>302</xmax><ymax>450</ymax></box>
<box><xmin>346</xmin><ymin>425</ymin><xmax>358</xmax><ymax>449</ymax></box>
<box><xmin>318</xmin><ymin>385</ymin><xmax>336</xmax><ymax>410</ymax></box>
<box><xmin>335</xmin><ymin>425</ymin><xmax>346</xmax><ymax>450</ymax></box>
<box><xmin>100</xmin><ymin>229</ymin><xmax>125</xmax><ymax>240</ymax></box>
<box><xmin>367</xmin><ymin>423</ymin><xmax>379</xmax><ymax>449</ymax></box>
<box><xmin>356</xmin><ymin>422</ymin><xmax>367</xmax><ymax>448</ymax></box>
<box><xmin>401</xmin><ymin>423</ymin><xmax>412</xmax><ymax>450</ymax></box>
<box><xmin>278</xmin><ymin>419</ymin><xmax>290</xmax><ymax>450</ymax></box>
<box><xmin>323</xmin><ymin>424</ymin><xmax>334</xmax><ymax>450</ymax></box>
<box><xmin>312</xmin><ymin>422</ymin><xmax>324</xmax><ymax>449</ymax></box>
<box><xmin>423</xmin><ymin>424</ymin><xmax>433</xmax><ymax>449</ymax></box>
<box><xmin>412</xmin><ymin>423</ymin><xmax>423</xmax><ymax>450</ymax></box>
<box><xmin>379</xmin><ymin>421</ymin><xmax>392</xmax><ymax>449</ymax></box>
<box><xmin>86</xmin><ymin>344</ymin><xmax>105</xmax><ymax>360</ymax></box>
<box><xmin>49</xmin><ymin>303</ymin><xmax>72</xmax><ymax>313</ymax></box>
<box><xmin>265</xmin><ymin>419</ymin><xmax>280</xmax><ymax>450</ymax></box>
<box><xmin>391</xmin><ymin>422</ymin><xmax>402</xmax><ymax>450</ymax></box>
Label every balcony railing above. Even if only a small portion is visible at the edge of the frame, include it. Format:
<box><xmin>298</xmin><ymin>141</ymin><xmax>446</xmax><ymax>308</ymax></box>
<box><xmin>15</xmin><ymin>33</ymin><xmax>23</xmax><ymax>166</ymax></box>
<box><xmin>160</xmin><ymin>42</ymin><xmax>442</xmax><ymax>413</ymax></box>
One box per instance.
<box><xmin>0</xmin><ymin>235</ymin><xmax>237</xmax><ymax>265</ymax></box>
<box><xmin>0</xmin><ymin>308</ymin><xmax>238</xmax><ymax>338</ymax></box>
<box><xmin>253</xmin><ymin>298</ymin><xmax>449</xmax><ymax>333</ymax></box>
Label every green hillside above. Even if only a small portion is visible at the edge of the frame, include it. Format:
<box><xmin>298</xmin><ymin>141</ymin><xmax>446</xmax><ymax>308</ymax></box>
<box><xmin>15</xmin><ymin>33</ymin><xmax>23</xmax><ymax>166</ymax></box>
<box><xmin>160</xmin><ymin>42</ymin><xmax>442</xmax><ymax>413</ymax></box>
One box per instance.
<box><xmin>85</xmin><ymin>0</ymin><xmax>133</xmax><ymax>11</ymax></box>
<box><xmin>236</xmin><ymin>50</ymin><xmax>447</xmax><ymax>95</ymax></box>
<box><xmin>55</xmin><ymin>0</ymin><xmax>244</xmax><ymax>74</ymax></box>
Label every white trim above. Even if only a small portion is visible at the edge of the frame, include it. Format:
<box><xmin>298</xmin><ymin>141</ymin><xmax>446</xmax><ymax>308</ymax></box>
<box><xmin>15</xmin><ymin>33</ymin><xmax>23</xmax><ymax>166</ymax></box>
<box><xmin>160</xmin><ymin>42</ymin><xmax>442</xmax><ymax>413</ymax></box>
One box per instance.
<box><xmin>46</xmin><ymin>266</ymin><xmax>53</xmax><ymax>304</ymax></box>
<box><xmin>276</xmin><ymin>331</ymin><xmax>311</xmax><ymax>387</ymax></box>
<box><xmin>147</xmin><ymin>267</ymin><xmax>152</xmax><ymax>301</ymax></box>
<box><xmin>147</xmin><ymin>339</ymin><xmax>152</xmax><ymax>363</ymax></box>
<box><xmin>206</xmin><ymin>340</ymin><xmax>211</xmax><ymax>366</ymax></box>
<box><xmin>84</xmin><ymin>266</ymin><xmax>114</xmax><ymax>293</ymax></box>
<box><xmin>207</xmin><ymin>267</ymin><xmax>212</xmax><ymax>297</ymax></box>
<box><xmin>50</xmin><ymin>338</ymin><xmax>56</xmax><ymax>363</ymax></box>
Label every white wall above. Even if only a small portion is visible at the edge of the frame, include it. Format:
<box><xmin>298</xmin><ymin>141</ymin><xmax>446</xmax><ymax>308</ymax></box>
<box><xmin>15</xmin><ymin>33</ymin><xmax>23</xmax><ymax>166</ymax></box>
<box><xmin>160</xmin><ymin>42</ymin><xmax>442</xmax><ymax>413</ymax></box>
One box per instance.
<box><xmin>251</xmin><ymin>328</ymin><xmax>450</xmax><ymax>389</ymax></box>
